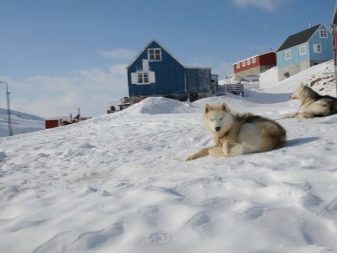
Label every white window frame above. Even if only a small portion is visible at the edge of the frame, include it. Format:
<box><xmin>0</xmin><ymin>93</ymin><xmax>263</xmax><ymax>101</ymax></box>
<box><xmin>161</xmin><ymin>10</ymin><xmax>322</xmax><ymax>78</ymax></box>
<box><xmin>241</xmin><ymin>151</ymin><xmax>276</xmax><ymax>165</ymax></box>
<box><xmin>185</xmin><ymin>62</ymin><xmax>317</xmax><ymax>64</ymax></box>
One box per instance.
<box><xmin>131</xmin><ymin>71</ymin><xmax>155</xmax><ymax>85</ymax></box>
<box><xmin>313</xmin><ymin>44</ymin><xmax>321</xmax><ymax>53</ymax></box>
<box><xmin>285</xmin><ymin>50</ymin><xmax>291</xmax><ymax>60</ymax></box>
<box><xmin>319</xmin><ymin>29</ymin><xmax>327</xmax><ymax>38</ymax></box>
<box><xmin>299</xmin><ymin>45</ymin><xmax>306</xmax><ymax>55</ymax></box>
<box><xmin>148</xmin><ymin>48</ymin><xmax>162</xmax><ymax>62</ymax></box>
<box><xmin>137</xmin><ymin>72</ymin><xmax>150</xmax><ymax>84</ymax></box>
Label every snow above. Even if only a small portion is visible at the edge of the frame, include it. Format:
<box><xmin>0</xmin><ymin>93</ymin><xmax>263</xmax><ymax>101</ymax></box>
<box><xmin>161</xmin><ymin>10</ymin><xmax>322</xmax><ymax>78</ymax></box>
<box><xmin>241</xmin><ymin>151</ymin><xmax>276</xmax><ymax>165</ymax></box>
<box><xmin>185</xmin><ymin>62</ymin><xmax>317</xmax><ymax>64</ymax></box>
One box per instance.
<box><xmin>1</xmin><ymin>61</ymin><xmax>337</xmax><ymax>253</ymax></box>
<box><xmin>0</xmin><ymin>108</ymin><xmax>44</xmax><ymax>137</ymax></box>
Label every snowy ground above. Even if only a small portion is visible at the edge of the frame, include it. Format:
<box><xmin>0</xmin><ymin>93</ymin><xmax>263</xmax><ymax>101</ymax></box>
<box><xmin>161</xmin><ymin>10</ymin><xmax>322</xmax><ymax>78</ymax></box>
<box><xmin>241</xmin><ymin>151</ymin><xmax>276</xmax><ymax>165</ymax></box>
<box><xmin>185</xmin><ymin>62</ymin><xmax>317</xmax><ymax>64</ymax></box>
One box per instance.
<box><xmin>1</xmin><ymin>62</ymin><xmax>337</xmax><ymax>253</ymax></box>
<box><xmin>0</xmin><ymin>108</ymin><xmax>44</xmax><ymax>137</ymax></box>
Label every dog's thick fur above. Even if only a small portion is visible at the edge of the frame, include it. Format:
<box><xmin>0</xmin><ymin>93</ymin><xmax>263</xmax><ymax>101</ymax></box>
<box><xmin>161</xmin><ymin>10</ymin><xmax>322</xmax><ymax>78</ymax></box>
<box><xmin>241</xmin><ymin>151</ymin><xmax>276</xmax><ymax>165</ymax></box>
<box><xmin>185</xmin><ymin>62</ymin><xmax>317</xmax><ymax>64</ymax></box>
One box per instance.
<box><xmin>186</xmin><ymin>103</ymin><xmax>286</xmax><ymax>161</ymax></box>
<box><xmin>286</xmin><ymin>84</ymin><xmax>337</xmax><ymax>118</ymax></box>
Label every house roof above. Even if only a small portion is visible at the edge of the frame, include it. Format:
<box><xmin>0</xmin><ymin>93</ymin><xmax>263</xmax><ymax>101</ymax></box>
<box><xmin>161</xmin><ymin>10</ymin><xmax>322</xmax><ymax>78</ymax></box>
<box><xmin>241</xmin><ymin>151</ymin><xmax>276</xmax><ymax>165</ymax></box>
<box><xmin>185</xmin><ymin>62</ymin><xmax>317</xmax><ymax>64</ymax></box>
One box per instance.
<box><xmin>127</xmin><ymin>39</ymin><xmax>212</xmax><ymax>70</ymax></box>
<box><xmin>277</xmin><ymin>24</ymin><xmax>321</xmax><ymax>52</ymax></box>
<box><xmin>126</xmin><ymin>39</ymin><xmax>184</xmax><ymax>69</ymax></box>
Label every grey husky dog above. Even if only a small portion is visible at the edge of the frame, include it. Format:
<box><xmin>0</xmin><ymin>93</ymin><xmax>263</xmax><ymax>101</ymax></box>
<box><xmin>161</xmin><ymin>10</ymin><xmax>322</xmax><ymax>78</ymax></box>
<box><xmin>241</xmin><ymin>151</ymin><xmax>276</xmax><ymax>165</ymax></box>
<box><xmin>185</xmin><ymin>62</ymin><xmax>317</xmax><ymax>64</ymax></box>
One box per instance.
<box><xmin>186</xmin><ymin>103</ymin><xmax>286</xmax><ymax>161</ymax></box>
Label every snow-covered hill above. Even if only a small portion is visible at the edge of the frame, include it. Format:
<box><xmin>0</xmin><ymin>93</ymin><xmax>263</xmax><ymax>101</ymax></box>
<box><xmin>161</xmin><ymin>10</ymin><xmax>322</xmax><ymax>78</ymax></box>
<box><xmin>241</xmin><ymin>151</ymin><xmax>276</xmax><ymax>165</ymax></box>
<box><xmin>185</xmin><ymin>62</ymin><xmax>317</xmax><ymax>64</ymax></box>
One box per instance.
<box><xmin>0</xmin><ymin>108</ymin><xmax>44</xmax><ymax>137</ymax></box>
<box><xmin>260</xmin><ymin>60</ymin><xmax>336</xmax><ymax>96</ymax></box>
<box><xmin>0</xmin><ymin>61</ymin><xmax>337</xmax><ymax>253</ymax></box>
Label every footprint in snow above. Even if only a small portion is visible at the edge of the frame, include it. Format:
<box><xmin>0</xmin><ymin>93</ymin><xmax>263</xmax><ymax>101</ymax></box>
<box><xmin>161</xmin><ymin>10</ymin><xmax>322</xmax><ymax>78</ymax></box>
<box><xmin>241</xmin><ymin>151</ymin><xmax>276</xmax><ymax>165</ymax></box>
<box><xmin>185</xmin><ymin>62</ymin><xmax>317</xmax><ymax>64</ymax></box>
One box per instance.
<box><xmin>186</xmin><ymin>212</ymin><xmax>212</xmax><ymax>232</ymax></box>
<box><xmin>147</xmin><ymin>231</ymin><xmax>170</xmax><ymax>245</ymax></box>
<box><xmin>202</xmin><ymin>197</ymin><xmax>237</xmax><ymax>211</ymax></box>
<box><xmin>78</xmin><ymin>143</ymin><xmax>96</xmax><ymax>149</ymax></box>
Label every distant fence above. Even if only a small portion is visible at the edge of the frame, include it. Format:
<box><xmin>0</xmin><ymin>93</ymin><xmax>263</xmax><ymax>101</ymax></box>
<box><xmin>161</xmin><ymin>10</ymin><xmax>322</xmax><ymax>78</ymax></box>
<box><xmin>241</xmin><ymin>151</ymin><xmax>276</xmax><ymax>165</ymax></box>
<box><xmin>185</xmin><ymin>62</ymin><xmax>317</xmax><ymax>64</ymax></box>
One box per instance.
<box><xmin>243</xmin><ymin>82</ymin><xmax>259</xmax><ymax>89</ymax></box>
<box><xmin>224</xmin><ymin>83</ymin><xmax>244</xmax><ymax>96</ymax></box>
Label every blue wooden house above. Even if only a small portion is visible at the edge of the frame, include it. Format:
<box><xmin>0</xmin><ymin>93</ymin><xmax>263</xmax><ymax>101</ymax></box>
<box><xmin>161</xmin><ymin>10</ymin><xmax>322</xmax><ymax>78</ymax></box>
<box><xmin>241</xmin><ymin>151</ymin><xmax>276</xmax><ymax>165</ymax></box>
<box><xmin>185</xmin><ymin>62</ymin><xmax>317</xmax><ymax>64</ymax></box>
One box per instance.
<box><xmin>127</xmin><ymin>40</ymin><xmax>218</xmax><ymax>102</ymax></box>
<box><xmin>277</xmin><ymin>24</ymin><xmax>333</xmax><ymax>81</ymax></box>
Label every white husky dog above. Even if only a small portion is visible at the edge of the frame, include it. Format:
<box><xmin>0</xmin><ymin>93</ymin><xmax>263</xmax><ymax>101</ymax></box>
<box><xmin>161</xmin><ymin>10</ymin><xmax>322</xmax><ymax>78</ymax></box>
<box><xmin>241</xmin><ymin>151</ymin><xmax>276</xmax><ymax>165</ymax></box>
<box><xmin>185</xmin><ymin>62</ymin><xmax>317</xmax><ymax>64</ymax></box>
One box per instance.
<box><xmin>286</xmin><ymin>84</ymin><xmax>337</xmax><ymax>118</ymax></box>
<box><xmin>186</xmin><ymin>103</ymin><xmax>286</xmax><ymax>161</ymax></box>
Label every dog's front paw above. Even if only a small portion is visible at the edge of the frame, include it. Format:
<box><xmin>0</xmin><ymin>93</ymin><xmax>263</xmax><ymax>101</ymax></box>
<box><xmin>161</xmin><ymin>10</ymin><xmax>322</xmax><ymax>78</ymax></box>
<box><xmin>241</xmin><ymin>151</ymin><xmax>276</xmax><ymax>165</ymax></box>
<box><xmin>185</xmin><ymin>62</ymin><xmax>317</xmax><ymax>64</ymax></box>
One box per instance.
<box><xmin>186</xmin><ymin>155</ymin><xmax>196</xmax><ymax>161</ymax></box>
<box><xmin>222</xmin><ymin>141</ymin><xmax>236</xmax><ymax>156</ymax></box>
<box><xmin>284</xmin><ymin>112</ymin><xmax>297</xmax><ymax>118</ymax></box>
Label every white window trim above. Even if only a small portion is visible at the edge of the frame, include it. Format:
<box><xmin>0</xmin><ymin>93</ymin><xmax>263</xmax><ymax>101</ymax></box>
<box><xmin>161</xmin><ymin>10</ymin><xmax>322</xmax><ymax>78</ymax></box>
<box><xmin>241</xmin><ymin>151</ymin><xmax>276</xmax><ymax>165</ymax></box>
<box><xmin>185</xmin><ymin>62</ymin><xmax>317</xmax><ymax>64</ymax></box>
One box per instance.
<box><xmin>285</xmin><ymin>50</ymin><xmax>291</xmax><ymax>60</ymax></box>
<box><xmin>148</xmin><ymin>48</ymin><xmax>162</xmax><ymax>62</ymax></box>
<box><xmin>131</xmin><ymin>70</ymin><xmax>156</xmax><ymax>85</ymax></box>
<box><xmin>319</xmin><ymin>29</ymin><xmax>327</xmax><ymax>38</ymax></box>
<box><xmin>313</xmin><ymin>44</ymin><xmax>321</xmax><ymax>53</ymax></box>
<box><xmin>299</xmin><ymin>45</ymin><xmax>306</xmax><ymax>55</ymax></box>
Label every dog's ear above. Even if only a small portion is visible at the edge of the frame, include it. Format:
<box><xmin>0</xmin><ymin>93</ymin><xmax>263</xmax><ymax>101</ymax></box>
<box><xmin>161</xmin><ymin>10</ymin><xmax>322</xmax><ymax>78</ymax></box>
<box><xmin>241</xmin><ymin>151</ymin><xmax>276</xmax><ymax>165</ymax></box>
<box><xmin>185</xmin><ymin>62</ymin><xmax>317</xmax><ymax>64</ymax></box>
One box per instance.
<box><xmin>221</xmin><ymin>102</ymin><xmax>230</xmax><ymax>112</ymax></box>
<box><xmin>205</xmin><ymin>104</ymin><xmax>211</xmax><ymax>113</ymax></box>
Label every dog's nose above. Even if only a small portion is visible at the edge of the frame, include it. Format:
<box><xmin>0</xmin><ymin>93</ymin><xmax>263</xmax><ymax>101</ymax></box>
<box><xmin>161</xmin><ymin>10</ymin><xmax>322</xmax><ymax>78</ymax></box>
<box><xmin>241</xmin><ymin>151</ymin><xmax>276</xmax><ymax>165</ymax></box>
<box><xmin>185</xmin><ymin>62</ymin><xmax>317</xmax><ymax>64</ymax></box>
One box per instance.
<box><xmin>215</xmin><ymin>127</ymin><xmax>221</xmax><ymax>132</ymax></box>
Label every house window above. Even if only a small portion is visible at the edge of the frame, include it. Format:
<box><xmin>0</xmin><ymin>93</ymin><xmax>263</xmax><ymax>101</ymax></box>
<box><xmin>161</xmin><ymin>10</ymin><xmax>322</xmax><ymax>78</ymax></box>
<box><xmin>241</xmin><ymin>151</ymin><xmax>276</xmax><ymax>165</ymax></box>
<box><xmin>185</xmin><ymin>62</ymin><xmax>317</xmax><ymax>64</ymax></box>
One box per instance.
<box><xmin>131</xmin><ymin>71</ymin><xmax>155</xmax><ymax>85</ymax></box>
<box><xmin>137</xmin><ymin>72</ymin><xmax>150</xmax><ymax>84</ymax></box>
<box><xmin>148</xmin><ymin>48</ymin><xmax>162</xmax><ymax>61</ymax></box>
<box><xmin>285</xmin><ymin>50</ymin><xmax>291</xmax><ymax>60</ymax></box>
<box><xmin>320</xmin><ymin>29</ymin><xmax>327</xmax><ymax>38</ymax></box>
<box><xmin>313</xmin><ymin>44</ymin><xmax>321</xmax><ymax>53</ymax></box>
<box><xmin>252</xmin><ymin>57</ymin><xmax>256</xmax><ymax>64</ymax></box>
<box><xmin>236</xmin><ymin>63</ymin><xmax>240</xmax><ymax>69</ymax></box>
<box><xmin>247</xmin><ymin>59</ymin><xmax>251</xmax><ymax>65</ymax></box>
<box><xmin>242</xmin><ymin>61</ymin><xmax>246</xmax><ymax>67</ymax></box>
<box><xmin>299</xmin><ymin>45</ymin><xmax>306</xmax><ymax>55</ymax></box>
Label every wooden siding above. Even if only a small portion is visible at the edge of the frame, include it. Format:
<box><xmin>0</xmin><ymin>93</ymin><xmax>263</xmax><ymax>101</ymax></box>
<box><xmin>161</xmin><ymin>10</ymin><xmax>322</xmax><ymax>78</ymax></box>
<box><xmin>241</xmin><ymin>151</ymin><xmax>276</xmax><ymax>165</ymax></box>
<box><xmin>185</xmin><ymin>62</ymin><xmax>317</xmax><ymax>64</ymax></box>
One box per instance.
<box><xmin>259</xmin><ymin>53</ymin><xmax>276</xmax><ymax>66</ymax></box>
<box><xmin>309</xmin><ymin>28</ymin><xmax>333</xmax><ymax>63</ymax></box>
<box><xmin>185</xmin><ymin>68</ymin><xmax>211</xmax><ymax>93</ymax></box>
<box><xmin>277</xmin><ymin>42</ymin><xmax>310</xmax><ymax>68</ymax></box>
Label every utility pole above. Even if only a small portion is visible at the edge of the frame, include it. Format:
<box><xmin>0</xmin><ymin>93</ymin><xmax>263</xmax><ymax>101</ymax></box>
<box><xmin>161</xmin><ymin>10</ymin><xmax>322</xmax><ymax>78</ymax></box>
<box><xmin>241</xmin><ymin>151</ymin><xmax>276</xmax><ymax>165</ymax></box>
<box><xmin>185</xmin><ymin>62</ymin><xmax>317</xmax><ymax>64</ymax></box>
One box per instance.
<box><xmin>0</xmin><ymin>81</ymin><xmax>14</xmax><ymax>136</ymax></box>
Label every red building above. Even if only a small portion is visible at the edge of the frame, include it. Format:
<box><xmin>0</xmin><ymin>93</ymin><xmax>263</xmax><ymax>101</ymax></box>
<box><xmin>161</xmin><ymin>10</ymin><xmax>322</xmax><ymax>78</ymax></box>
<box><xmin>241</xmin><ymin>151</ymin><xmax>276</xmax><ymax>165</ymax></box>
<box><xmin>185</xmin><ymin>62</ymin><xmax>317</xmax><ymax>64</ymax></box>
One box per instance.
<box><xmin>233</xmin><ymin>52</ymin><xmax>276</xmax><ymax>80</ymax></box>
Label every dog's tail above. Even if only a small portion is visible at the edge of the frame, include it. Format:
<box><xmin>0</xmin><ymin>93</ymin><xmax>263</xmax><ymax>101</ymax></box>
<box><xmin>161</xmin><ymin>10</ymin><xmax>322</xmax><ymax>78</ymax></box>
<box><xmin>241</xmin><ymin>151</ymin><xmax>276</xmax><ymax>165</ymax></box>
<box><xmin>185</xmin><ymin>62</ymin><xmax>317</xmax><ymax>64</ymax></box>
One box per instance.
<box><xmin>333</xmin><ymin>102</ymin><xmax>337</xmax><ymax>114</ymax></box>
<box><xmin>261</xmin><ymin>122</ymin><xmax>287</xmax><ymax>151</ymax></box>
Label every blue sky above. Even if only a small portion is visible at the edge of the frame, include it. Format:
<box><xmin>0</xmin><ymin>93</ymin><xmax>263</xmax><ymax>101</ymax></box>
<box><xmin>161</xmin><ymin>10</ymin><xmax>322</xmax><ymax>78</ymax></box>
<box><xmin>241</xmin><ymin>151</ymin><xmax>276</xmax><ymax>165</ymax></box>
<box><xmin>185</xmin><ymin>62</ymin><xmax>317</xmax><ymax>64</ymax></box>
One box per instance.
<box><xmin>0</xmin><ymin>0</ymin><xmax>335</xmax><ymax>117</ymax></box>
